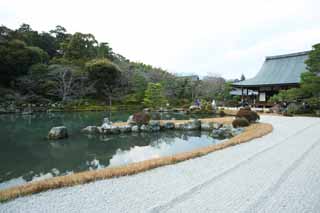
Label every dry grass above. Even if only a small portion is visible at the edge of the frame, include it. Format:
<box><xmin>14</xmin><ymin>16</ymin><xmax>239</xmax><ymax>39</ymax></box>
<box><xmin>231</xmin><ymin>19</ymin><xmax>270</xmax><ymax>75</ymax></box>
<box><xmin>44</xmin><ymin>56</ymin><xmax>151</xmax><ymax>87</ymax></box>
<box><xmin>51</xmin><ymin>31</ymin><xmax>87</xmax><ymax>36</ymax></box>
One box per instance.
<box><xmin>0</xmin><ymin>122</ymin><xmax>272</xmax><ymax>203</ymax></box>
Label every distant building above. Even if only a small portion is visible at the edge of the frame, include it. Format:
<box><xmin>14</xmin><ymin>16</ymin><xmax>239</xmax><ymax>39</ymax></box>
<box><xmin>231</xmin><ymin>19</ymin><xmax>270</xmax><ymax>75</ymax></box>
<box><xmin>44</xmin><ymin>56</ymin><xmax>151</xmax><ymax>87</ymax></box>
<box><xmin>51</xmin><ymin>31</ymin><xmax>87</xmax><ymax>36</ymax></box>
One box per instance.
<box><xmin>232</xmin><ymin>51</ymin><xmax>309</xmax><ymax>106</ymax></box>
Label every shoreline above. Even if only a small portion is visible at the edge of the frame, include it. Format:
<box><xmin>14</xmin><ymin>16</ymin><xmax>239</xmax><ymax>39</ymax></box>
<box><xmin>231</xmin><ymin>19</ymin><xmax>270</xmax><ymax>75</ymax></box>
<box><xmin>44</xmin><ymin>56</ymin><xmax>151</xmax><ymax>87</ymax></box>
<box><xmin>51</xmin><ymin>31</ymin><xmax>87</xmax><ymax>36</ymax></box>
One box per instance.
<box><xmin>0</xmin><ymin>119</ymin><xmax>272</xmax><ymax>203</ymax></box>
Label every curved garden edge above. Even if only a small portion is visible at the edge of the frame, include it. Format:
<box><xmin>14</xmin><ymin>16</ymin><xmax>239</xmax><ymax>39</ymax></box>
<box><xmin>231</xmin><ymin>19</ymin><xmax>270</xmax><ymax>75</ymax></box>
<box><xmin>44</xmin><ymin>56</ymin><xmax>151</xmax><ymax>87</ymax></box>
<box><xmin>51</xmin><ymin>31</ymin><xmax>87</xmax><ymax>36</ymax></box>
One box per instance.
<box><xmin>0</xmin><ymin>122</ymin><xmax>273</xmax><ymax>203</ymax></box>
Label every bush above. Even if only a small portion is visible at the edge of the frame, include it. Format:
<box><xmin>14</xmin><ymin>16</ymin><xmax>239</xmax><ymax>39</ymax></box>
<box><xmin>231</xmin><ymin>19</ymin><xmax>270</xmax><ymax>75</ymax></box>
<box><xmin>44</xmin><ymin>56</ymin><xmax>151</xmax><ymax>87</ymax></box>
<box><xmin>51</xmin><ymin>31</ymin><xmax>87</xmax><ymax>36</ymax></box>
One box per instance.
<box><xmin>218</xmin><ymin>110</ymin><xmax>226</xmax><ymax>117</ymax></box>
<box><xmin>133</xmin><ymin>112</ymin><xmax>151</xmax><ymax>125</ymax></box>
<box><xmin>236</xmin><ymin>108</ymin><xmax>260</xmax><ymax>122</ymax></box>
<box><xmin>232</xmin><ymin>118</ymin><xmax>250</xmax><ymax>128</ymax></box>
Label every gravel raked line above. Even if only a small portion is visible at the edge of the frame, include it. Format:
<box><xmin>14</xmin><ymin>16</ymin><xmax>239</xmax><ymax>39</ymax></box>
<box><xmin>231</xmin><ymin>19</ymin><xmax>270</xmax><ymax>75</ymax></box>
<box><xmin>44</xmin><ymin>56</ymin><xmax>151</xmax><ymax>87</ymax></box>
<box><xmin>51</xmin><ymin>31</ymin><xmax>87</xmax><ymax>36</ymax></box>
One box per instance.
<box><xmin>1</xmin><ymin>116</ymin><xmax>320</xmax><ymax>213</ymax></box>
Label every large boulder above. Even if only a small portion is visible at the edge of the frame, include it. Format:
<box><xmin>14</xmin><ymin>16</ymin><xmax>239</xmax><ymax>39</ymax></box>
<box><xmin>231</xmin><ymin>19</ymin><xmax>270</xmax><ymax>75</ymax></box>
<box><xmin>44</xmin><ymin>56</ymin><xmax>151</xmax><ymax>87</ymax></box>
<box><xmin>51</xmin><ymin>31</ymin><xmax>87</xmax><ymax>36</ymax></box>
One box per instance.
<box><xmin>48</xmin><ymin>126</ymin><xmax>68</xmax><ymax>140</ymax></box>
<box><xmin>131</xmin><ymin>125</ymin><xmax>140</xmax><ymax>132</ymax></box>
<box><xmin>127</xmin><ymin>115</ymin><xmax>136</xmax><ymax>126</ymax></box>
<box><xmin>82</xmin><ymin>126</ymin><xmax>99</xmax><ymax>134</ymax></box>
<box><xmin>210</xmin><ymin>127</ymin><xmax>232</xmax><ymax>139</ymax></box>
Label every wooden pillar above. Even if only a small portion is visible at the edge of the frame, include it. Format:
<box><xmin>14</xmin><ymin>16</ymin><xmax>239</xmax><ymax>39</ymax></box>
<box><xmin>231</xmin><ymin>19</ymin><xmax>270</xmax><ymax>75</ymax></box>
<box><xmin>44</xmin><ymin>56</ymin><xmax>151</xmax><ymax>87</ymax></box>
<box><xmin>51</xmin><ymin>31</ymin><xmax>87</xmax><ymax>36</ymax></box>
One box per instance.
<box><xmin>241</xmin><ymin>87</ymin><xmax>244</xmax><ymax>102</ymax></box>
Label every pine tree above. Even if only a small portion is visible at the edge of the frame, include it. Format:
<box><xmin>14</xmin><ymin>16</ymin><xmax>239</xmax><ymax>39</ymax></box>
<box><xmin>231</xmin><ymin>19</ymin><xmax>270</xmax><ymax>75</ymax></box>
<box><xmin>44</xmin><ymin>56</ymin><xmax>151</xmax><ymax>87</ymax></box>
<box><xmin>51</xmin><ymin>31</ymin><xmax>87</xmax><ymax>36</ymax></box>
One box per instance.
<box><xmin>143</xmin><ymin>83</ymin><xmax>167</xmax><ymax>108</ymax></box>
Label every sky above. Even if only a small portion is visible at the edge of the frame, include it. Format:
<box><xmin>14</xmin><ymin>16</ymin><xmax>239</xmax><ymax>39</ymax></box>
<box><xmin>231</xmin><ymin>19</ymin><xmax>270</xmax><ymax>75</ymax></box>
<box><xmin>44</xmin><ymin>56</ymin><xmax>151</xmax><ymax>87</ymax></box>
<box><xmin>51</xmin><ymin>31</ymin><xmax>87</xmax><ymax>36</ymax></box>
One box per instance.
<box><xmin>1</xmin><ymin>0</ymin><xmax>320</xmax><ymax>79</ymax></box>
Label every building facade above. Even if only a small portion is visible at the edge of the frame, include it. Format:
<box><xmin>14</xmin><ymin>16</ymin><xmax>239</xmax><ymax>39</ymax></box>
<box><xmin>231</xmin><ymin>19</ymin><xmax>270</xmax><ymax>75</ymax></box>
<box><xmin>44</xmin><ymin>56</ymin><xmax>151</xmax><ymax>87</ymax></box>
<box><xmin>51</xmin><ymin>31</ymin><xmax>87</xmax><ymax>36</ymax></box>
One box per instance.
<box><xmin>232</xmin><ymin>51</ymin><xmax>309</xmax><ymax>106</ymax></box>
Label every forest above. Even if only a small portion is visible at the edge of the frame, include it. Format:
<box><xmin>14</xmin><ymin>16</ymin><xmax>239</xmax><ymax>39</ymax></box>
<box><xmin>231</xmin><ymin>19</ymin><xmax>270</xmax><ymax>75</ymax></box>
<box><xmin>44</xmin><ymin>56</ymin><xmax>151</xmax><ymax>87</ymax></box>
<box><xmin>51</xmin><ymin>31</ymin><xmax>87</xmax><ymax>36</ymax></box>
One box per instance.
<box><xmin>0</xmin><ymin>24</ymin><xmax>235</xmax><ymax>111</ymax></box>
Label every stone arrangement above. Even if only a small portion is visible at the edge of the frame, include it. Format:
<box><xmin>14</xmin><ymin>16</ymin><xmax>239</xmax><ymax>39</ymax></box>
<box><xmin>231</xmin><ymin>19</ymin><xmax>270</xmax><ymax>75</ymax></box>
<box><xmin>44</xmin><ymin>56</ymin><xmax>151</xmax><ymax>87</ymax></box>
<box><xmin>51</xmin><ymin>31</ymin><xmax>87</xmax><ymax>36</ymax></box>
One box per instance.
<box><xmin>80</xmin><ymin>116</ymin><xmax>245</xmax><ymax>140</ymax></box>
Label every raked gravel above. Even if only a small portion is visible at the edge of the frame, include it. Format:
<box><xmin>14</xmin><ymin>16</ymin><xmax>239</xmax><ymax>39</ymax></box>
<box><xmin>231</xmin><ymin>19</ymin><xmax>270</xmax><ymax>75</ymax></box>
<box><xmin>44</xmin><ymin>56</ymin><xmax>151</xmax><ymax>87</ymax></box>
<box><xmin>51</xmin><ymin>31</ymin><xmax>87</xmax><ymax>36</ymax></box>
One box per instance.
<box><xmin>1</xmin><ymin>115</ymin><xmax>320</xmax><ymax>213</ymax></box>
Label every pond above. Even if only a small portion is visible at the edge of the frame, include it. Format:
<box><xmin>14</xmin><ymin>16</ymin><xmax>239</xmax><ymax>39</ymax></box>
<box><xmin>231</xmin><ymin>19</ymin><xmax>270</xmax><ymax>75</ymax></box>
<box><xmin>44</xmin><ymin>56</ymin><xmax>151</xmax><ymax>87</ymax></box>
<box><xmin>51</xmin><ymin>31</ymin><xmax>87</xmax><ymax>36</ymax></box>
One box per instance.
<box><xmin>0</xmin><ymin>111</ymin><xmax>223</xmax><ymax>190</ymax></box>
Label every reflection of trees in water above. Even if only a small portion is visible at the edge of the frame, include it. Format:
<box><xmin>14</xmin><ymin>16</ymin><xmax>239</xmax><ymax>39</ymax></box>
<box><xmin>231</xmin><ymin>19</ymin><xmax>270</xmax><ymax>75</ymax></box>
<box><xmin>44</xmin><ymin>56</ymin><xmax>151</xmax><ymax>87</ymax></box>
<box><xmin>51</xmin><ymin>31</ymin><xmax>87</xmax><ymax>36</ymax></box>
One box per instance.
<box><xmin>0</xmin><ymin>112</ymin><xmax>216</xmax><ymax>187</ymax></box>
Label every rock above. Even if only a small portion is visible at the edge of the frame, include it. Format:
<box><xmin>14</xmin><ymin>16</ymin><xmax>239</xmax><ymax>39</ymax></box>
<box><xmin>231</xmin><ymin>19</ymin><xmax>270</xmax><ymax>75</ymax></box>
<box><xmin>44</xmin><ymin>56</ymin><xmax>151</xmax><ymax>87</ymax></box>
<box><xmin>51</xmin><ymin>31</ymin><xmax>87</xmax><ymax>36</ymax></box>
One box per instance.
<box><xmin>201</xmin><ymin>122</ymin><xmax>215</xmax><ymax>131</ymax></box>
<box><xmin>131</xmin><ymin>125</ymin><xmax>140</xmax><ymax>132</ymax></box>
<box><xmin>211</xmin><ymin>127</ymin><xmax>233</xmax><ymax>139</ymax></box>
<box><xmin>119</xmin><ymin>125</ymin><xmax>131</xmax><ymax>133</ymax></box>
<box><xmin>97</xmin><ymin>126</ymin><xmax>103</xmax><ymax>134</ymax></box>
<box><xmin>103</xmin><ymin>117</ymin><xmax>111</xmax><ymax>125</ymax></box>
<box><xmin>127</xmin><ymin>115</ymin><xmax>136</xmax><ymax>126</ymax></box>
<box><xmin>82</xmin><ymin>126</ymin><xmax>99</xmax><ymax>134</ymax></box>
<box><xmin>140</xmin><ymin>124</ymin><xmax>151</xmax><ymax>132</ymax></box>
<box><xmin>101</xmin><ymin>124</ymin><xmax>120</xmax><ymax>134</ymax></box>
<box><xmin>161</xmin><ymin>121</ymin><xmax>175</xmax><ymax>129</ymax></box>
<box><xmin>101</xmin><ymin>122</ymin><xmax>112</xmax><ymax>130</ymax></box>
<box><xmin>148</xmin><ymin>120</ymin><xmax>160</xmax><ymax>131</ymax></box>
<box><xmin>175</xmin><ymin>119</ymin><xmax>201</xmax><ymax>130</ymax></box>
<box><xmin>48</xmin><ymin>126</ymin><xmax>68</xmax><ymax>140</ymax></box>
<box><xmin>189</xmin><ymin>105</ymin><xmax>201</xmax><ymax>111</ymax></box>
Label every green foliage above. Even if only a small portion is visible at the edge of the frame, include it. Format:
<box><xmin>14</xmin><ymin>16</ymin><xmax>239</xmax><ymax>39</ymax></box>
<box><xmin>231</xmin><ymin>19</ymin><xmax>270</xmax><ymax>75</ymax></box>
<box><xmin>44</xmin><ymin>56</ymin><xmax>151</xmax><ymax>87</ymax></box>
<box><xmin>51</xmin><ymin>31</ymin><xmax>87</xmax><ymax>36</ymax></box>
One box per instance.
<box><xmin>86</xmin><ymin>59</ymin><xmax>121</xmax><ymax>96</ymax></box>
<box><xmin>143</xmin><ymin>83</ymin><xmax>167</xmax><ymax>108</ymax></box>
<box><xmin>28</xmin><ymin>63</ymin><xmax>48</xmax><ymax>78</ymax></box>
<box><xmin>232</xmin><ymin>117</ymin><xmax>250</xmax><ymax>128</ymax></box>
<box><xmin>64</xmin><ymin>32</ymin><xmax>97</xmax><ymax>61</ymax></box>
<box><xmin>0</xmin><ymin>39</ymin><xmax>46</xmax><ymax>85</ymax></box>
<box><xmin>270</xmin><ymin>45</ymin><xmax>320</xmax><ymax>113</ymax></box>
<box><xmin>305</xmin><ymin>43</ymin><xmax>320</xmax><ymax>74</ymax></box>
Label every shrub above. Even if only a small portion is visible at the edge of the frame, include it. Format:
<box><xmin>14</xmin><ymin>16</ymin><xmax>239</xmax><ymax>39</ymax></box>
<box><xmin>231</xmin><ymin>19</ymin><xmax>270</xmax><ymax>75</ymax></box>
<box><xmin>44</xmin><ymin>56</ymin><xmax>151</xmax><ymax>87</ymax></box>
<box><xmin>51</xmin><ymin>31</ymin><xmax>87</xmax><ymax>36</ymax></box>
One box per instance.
<box><xmin>236</xmin><ymin>108</ymin><xmax>260</xmax><ymax>122</ymax></box>
<box><xmin>232</xmin><ymin>117</ymin><xmax>250</xmax><ymax>128</ymax></box>
<box><xmin>133</xmin><ymin>112</ymin><xmax>151</xmax><ymax>125</ymax></box>
<box><xmin>218</xmin><ymin>110</ymin><xmax>226</xmax><ymax>117</ymax></box>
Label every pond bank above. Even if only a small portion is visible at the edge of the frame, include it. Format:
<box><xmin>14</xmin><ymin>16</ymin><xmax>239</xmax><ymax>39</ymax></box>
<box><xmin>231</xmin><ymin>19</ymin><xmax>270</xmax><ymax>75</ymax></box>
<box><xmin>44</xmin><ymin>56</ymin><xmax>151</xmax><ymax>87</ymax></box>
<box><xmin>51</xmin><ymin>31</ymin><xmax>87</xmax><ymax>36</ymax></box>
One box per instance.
<box><xmin>0</xmin><ymin>118</ymin><xmax>272</xmax><ymax>202</ymax></box>
<box><xmin>3</xmin><ymin>116</ymin><xmax>320</xmax><ymax>212</ymax></box>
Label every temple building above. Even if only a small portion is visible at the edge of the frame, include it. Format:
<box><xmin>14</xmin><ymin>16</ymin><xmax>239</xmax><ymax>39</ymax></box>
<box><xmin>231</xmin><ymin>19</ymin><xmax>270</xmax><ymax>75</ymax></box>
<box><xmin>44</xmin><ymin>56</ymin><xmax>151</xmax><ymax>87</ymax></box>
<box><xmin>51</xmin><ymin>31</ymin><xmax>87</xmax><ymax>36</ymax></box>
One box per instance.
<box><xmin>232</xmin><ymin>51</ymin><xmax>309</xmax><ymax>106</ymax></box>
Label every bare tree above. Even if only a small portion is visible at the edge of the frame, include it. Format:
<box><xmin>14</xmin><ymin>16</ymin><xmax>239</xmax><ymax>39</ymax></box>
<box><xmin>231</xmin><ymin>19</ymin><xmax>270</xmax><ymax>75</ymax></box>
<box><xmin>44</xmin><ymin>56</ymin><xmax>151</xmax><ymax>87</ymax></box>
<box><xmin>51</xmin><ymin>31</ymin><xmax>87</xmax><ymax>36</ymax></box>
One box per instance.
<box><xmin>47</xmin><ymin>64</ymin><xmax>88</xmax><ymax>101</ymax></box>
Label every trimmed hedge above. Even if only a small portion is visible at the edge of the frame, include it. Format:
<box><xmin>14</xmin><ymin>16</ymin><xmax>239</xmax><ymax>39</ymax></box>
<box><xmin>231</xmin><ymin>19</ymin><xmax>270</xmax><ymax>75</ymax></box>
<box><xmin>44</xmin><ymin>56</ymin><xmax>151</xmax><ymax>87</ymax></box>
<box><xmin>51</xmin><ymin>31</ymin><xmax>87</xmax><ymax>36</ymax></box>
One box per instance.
<box><xmin>133</xmin><ymin>112</ymin><xmax>151</xmax><ymax>125</ymax></box>
<box><xmin>232</xmin><ymin>117</ymin><xmax>250</xmax><ymax>128</ymax></box>
<box><xmin>236</xmin><ymin>108</ymin><xmax>260</xmax><ymax>122</ymax></box>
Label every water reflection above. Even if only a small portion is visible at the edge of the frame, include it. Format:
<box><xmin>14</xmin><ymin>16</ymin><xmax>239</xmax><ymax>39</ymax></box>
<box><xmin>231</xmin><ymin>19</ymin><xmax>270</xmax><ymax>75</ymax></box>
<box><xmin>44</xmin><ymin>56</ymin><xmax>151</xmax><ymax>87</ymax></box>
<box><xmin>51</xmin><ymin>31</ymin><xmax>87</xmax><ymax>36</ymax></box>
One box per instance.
<box><xmin>0</xmin><ymin>111</ymin><xmax>220</xmax><ymax>190</ymax></box>
<box><xmin>109</xmin><ymin>132</ymin><xmax>219</xmax><ymax>167</ymax></box>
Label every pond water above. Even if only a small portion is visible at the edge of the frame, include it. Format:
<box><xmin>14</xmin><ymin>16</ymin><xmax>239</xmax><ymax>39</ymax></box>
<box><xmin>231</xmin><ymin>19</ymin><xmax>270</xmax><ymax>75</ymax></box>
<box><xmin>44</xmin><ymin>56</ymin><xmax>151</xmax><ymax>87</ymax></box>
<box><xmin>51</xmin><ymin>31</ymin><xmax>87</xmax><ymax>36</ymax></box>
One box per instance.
<box><xmin>0</xmin><ymin>111</ymin><xmax>222</xmax><ymax>190</ymax></box>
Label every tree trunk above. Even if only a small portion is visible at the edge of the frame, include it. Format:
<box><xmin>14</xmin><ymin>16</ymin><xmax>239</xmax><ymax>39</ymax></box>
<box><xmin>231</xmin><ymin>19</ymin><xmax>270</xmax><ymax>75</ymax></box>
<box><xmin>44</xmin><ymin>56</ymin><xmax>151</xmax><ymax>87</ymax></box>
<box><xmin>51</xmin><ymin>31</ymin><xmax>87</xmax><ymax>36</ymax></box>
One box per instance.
<box><xmin>108</xmin><ymin>95</ymin><xmax>112</xmax><ymax>120</ymax></box>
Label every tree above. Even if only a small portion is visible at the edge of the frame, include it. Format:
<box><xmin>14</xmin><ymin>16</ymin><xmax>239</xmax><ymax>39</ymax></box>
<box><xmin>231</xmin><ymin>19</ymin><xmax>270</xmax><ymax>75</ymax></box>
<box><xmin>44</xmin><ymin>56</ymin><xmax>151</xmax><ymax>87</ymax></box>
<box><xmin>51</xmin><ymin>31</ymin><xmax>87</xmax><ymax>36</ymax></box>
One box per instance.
<box><xmin>46</xmin><ymin>64</ymin><xmax>84</xmax><ymax>101</ymax></box>
<box><xmin>305</xmin><ymin>43</ymin><xmax>320</xmax><ymax>74</ymax></box>
<box><xmin>143</xmin><ymin>83</ymin><xmax>167</xmax><ymax>108</ymax></box>
<box><xmin>64</xmin><ymin>32</ymin><xmax>98</xmax><ymax>61</ymax></box>
<box><xmin>86</xmin><ymin>59</ymin><xmax>121</xmax><ymax>106</ymax></box>
<box><xmin>200</xmin><ymin>73</ymin><xmax>226</xmax><ymax>100</ymax></box>
<box><xmin>0</xmin><ymin>39</ymin><xmax>47</xmax><ymax>86</ymax></box>
<box><xmin>97</xmin><ymin>42</ymin><xmax>113</xmax><ymax>59</ymax></box>
<box><xmin>240</xmin><ymin>74</ymin><xmax>246</xmax><ymax>81</ymax></box>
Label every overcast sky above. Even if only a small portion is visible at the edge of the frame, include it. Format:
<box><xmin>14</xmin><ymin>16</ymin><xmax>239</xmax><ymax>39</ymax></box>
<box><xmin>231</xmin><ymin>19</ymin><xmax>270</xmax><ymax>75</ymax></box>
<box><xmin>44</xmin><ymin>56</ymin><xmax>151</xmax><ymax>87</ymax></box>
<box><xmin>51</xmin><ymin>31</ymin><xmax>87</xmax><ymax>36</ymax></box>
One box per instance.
<box><xmin>2</xmin><ymin>0</ymin><xmax>320</xmax><ymax>79</ymax></box>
